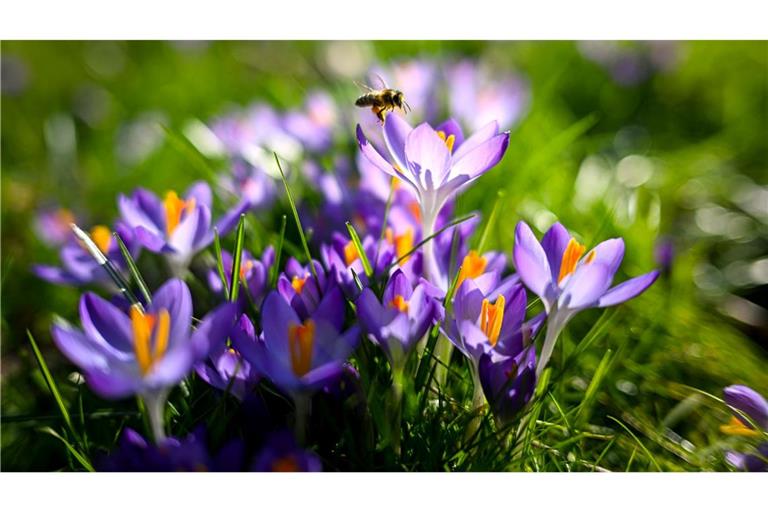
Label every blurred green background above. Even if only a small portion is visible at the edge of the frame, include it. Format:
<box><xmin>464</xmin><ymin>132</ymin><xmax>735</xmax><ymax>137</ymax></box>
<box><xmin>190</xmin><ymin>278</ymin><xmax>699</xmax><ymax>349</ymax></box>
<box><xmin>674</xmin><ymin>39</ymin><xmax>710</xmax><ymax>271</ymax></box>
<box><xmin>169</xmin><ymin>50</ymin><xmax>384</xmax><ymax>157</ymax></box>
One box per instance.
<box><xmin>1</xmin><ymin>41</ymin><xmax>766</xmax><ymax>470</ymax></box>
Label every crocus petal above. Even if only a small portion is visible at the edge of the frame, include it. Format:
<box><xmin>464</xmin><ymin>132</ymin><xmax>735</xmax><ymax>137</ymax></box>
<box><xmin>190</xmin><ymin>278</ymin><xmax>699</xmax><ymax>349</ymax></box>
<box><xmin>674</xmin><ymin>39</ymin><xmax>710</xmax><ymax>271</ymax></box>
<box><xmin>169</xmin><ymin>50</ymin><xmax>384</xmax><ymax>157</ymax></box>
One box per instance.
<box><xmin>213</xmin><ymin>200</ymin><xmax>251</xmax><ymax>239</ymax></box>
<box><xmin>32</xmin><ymin>264</ymin><xmax>82</xmax><ymax>285</ymax></box>
<box><xmin>596</xmin><ymin>270</ymin><xmax>659</xmax><ymax>308</ymax></box>
<box><xmin>118</xmin><ymin>192</ymin><xmax>163</xmax><ymax>236</ymax></box>
<box><xmin>79</xmin><ymin>292</ymin><xmax>133</xmax><ymax>354</ymax></box>
<box><xmin>357</xmin><ymin>125</ymin><xmax>417</xmax><ymax>193</ymax></box>
<box><xmin>51</xmin><ymin>323</ymin><xmax>109</xmax><ymax>370</ymax></box>
<box><xmin>590</xmin><ymin>238</ymin><xmax>625</xmax><ymax>277</ymax></box>
<box><xmin>541</xmin><ymin>222</ymin><xmax>571</xmax><ymax>283</ymax></box>
<box><xmin>451</xmin><ymin>120</ymin><xmax>498</xmax><ymax>162</ymax></box>
<box><xmin>168</xmin><ymin>205</ymin><xmax>202</xmax><ymax>256</ymax></box>
<box><xmin>84</xmin><ymin>366</ymin><xmax>141</xmax><ymax>399</ymax></box>
<box><xmin>312</xmin><ymin>286</ymin><xmax>345</xmax><ymax>332</ymax></box>
<box><xmin>383</xmin><ymin>113</ymin><xmax>412</xmax><ymax>171</ymax></box>
<box><xmin>261</xmin><ymin>291</ymin><xmax>300</xmax><ymax>364</ymax></box>
<box><xmin>189</xmin><ymin>302</ymin><xmax>238</xmax><ymax>359</ymax></box>
<box><xmin>448</xmin><ymin>132</ymin><xmax>509</xmax><ymax>182</ymax></box>
<box><xmin>513</xmin><ymin>222</ymin><xmax>553</xmax><ymax>307</ymax></box>
<box><xmin>145</xmin><ymin>344</ymin><xmax>195</xmax><ymax>389</ymax></box>
<box><xmin>151</xmin><ymin>279</ymin><xmax>193</xmax><ymax>350</ymax></box>
<box><xmin>559</xmin><ymin>262</ymin><xmax>613</xmax><ymax>310</ymax></box>
<box><xmin>185</xmin><ymin>181</ymin><xmax>213</xmax><ymax>210</ymax></box>
<box><xmin>435</xmin><ymin>118</ymin><xmax>465</xmax><ymax>149</ymax></box>
<box><xmin>405</xmin><ymin>123</ymin><xmax>451</xmax><ymax>188</ymax></box>
<box><xmin>723</xmin><ymin>385</ymin><xmax>768</xmax><ymax>429</ymax></box>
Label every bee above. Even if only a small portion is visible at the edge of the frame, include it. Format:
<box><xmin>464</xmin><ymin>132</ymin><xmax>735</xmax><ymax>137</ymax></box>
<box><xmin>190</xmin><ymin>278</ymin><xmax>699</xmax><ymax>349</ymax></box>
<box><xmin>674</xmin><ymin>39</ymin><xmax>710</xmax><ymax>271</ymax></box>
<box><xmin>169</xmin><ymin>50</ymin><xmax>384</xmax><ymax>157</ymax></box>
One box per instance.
<box><xmin>354</xmin><ymin>76</ymin><xmax>411</xmax><ymax>124</ymax></box>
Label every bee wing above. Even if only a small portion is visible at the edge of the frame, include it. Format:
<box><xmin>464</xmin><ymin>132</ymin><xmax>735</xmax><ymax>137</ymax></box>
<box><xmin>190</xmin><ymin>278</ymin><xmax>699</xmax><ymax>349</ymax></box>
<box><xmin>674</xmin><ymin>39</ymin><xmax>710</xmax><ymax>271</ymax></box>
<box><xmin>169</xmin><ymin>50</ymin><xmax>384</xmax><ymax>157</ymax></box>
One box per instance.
<box><xmin>354</xmin><ymin>80</ymin><xmax>375</xmax><ymax>93</ymax></box>
<box><xmin>370</xmin><ymin>72</ymin><xmax>388</xmax><ymax>90</ymax></box>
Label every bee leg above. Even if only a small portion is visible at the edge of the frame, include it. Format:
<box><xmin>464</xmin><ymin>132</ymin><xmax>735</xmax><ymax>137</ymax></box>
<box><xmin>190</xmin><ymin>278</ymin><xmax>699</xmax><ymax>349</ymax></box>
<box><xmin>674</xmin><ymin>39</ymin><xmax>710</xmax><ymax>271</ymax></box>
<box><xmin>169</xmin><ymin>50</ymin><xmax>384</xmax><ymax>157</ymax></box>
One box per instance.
<box><xmin>373</xmin><ymin>106</ymin><xmax>385</xmax><ymax>124</ymax></box>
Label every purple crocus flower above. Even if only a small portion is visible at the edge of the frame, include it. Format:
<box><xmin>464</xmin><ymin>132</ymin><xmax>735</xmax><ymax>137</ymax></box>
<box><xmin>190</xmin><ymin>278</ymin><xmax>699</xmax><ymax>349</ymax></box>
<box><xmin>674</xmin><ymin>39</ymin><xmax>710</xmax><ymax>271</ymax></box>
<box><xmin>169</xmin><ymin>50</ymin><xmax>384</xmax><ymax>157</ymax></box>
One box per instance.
<box><xmin>513</xmin><ymin>221</ymin><xmax>659</xmax><ymax>376</ymax></box>
<box><xmin>320</xmin><ymin>232</ymin><xmax>395</xmax><ymax>300</ymax></box>
<box><xmin>356</xmin><ymin>269</ymin><xmax>442</xmax><ymax>370</ymax></box>
<box><xmin>721</xmin><ymin>385</ymin><xmax>768</xmax><ymax>472</ymax></box>
<box><xmin>34</xmin><ymin>206</ymin><xmax>76</xmax><ymax>247</ymax></box>
<box><xmin>118</xmin><ymin>181</ymin><xmax>248</xmax><ymax>273</ymax></box>
<box><xmin>283</xmin><ymin>91</ymin><xmax>338</xmax><ymax>153</ymax></box>
<box><xmin>446</xmin><ymin>60</ymin><xmax>529</xmax><ymax>132</ymax></box>
<box><xmin>231</xmin><ymin>291</ymin><xmax>359</xmax><ymax>397</ymax></box>
<box><xmin>478</xmin><ymin>345</ymin><xmax>537</xmax><ymax>426</ymax></box>
<box><xmin>218</xmin><ymin>159</ymin><xmax>277</xmax><ymax>212</ymax></box>
<box><xmin>251</xmin><ymin>431</ymin><xmax>322</xmax><ymax>472</ymax></box>
<box><xmin>51</xmin><ymin>279</ymin><xmax>237</xmax><ymax>441</ymax></box>
<box><xmin>195</xmin><ymin>315</ymin><xmax>260</xmax><ymax>401</ymax></box>
<box><xmin>206</xmin><ymin>246</ymin><xmax>275</xmax><ymax>308</ymax></box>
<box><xmin>276</xmin><ymin>257</ymin><xmax>345</xmax><ymax>330</ymax></box>
<box><xmin>357</xmin><ymin>115</ymin><xmax>509</xmax><ymax>280</ymax></box>
<box><xmin>33</xmin><ymin>221</ymin><xmax>139</xmax><ymax>287</ymax></box>
<box><xmin>100</xmin><ymin>426</ymin><xmax>245</xmax><ymax>472</ymax></box>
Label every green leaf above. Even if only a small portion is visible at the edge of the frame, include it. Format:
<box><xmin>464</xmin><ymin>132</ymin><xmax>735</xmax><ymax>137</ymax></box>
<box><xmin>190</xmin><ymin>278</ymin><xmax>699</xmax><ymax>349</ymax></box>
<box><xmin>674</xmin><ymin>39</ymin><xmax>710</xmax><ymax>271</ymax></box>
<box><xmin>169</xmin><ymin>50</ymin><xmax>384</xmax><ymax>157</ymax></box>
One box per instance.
<box><xmin>476</xmin><ymin>189</ymin><xmax>505</xmax><ymax>254</ymax></box>
<box><xmin>229</xmin><ymin>214</ymin><xmax>246</xmax><ymax>302</ymax></box>
<box><xmin>346</xmin><ymin>221</ymin><xmax>373</xmax><ymax>278</ymax></box>
<box><xmin>113</xmin><ymin>231</ymin><xmax>152</xmax><ymax>305</ymax></box>
<box><xmin>213</xmin><ymin>227</ymin><xmax>230</xmax><ymax>299</ymax></box>
<box><xmin>271</xmin><ymin>214</ymin><xmax>287</xmax><ymax>288</ymax></box>
<box><xmin>577</xmin><ymin>349</ymin><xmax>613</xmax><ymax>425</ymax></box>
<box><xmin>39</xmin><ymin>427</ymin><xmax>94</xmax><ymax>472</ymax></box>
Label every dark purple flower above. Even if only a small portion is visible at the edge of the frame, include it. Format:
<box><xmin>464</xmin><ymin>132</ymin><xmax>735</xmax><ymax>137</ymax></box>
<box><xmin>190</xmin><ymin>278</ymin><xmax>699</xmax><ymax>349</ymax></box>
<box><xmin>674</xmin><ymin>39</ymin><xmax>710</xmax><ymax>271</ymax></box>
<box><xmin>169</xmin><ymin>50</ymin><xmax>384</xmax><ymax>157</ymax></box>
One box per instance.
<box><xmin>251</xmin><ymin>431</ymin><xmax>322</xmax><ymax>472</ymax></box>
<box><xmin>356</xmin><ymin>270</ymin><xmax>442</xmax><ymax>369</ymax></box>
<box><xmin>231</xmin><ymin>291</ymin><xmax>359</xmax><ymax>397</ymax></box>
<box><xmin>195</xmin><ymin>315</ymin><xmax>260</xmax><ymax>401</ymax></box>
<box><xmin>100</xmin><ymin>426</ymin><xmax>245</xmax><ymax>471</ymax></box>
<box><xmin>722</xmin><ymin>385</ymin><xmax>768</xmax><ymax>432</ymax></box>
<box><xmin>726</xmin><ymin>443</ymin><xmax>768</xmax><ymax>472</ymax></box>
<box><xmin>276</xmin><ymin>257</ymin><xmax>345</xmax><ymax>330</ymax></box>
<box><xmin>33</xmin><ymin>221</ymin><xmax>139</xmax><ymax>287</ymax></box>
<box><xmin>118</xmin><ymin>181</ymin><xmax>248</xmax><ymax>272</ymax></box>
<box><xmin>320</xmin><ymin>232</ymin><xmax>395</xmax><ymax>300</ymax></box>
<box><xmin>207</xmin><ymin>246</ymin><xmax>274</xmax><ymax>308</ymax></box>
<box><xmin>514</xmin><ymin>221</ymin><xmax>659</xmax><ymax>376</ymax></box>
<box><xmin>478</xmin><ymin>345</ymin><xmax>537</xmax><ymax>425</ymax></box>
<box><xmin>654</xmin><ymin>236</ymin><xmax>675</xmax><ymax>275</ymax></box>
<box><xmin>51</xmin><ymin>279</ymin><xmax>237</xmax><ymax>440</ymax></box>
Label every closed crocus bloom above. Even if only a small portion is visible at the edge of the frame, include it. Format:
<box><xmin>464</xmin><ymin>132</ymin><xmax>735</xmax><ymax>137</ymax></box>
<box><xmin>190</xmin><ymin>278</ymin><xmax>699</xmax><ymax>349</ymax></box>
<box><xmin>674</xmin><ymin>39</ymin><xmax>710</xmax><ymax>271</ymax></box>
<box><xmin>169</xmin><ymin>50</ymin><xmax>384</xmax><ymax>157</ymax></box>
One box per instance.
<box><xmin>207</xmin><ymin>246</ymin><xmax>275</xmax><ymax>308</ymax></box>
<box><xmin>118</xmin><ymin>181</ymin><xmax>248</xmax><ymax>273</ymax></box>
<box><xmin>513</xmin><ymin>221</ymin><xmax>659</xmax><ymax>376</ymax></box>
<box><xmin>33</xmin><ymin>221</ymin><xmax>139</xmax><ymax>287</ymax></box>
<box><xmin>357</xmin><ymin>115</ymin><xmax>509</xmax><ymax>280</ymax></box>
<box><xmin>478</xmin><ymin>345</ymin><xmax>537</xmax><ymax>426</ymax></box>
<box><xmin>51</xmin><ymin>279</ymin><xmax>237</xmax><ymax>441</ymax></box>
<box><xmin>276</xmin><ymin>258</ymin><xmax>345</xmax><ymax>331</ymax></box>
<box><xmin>356</xmin><ymin>270</ymin><xmax>442</xmax><ymax>370</ymax></box>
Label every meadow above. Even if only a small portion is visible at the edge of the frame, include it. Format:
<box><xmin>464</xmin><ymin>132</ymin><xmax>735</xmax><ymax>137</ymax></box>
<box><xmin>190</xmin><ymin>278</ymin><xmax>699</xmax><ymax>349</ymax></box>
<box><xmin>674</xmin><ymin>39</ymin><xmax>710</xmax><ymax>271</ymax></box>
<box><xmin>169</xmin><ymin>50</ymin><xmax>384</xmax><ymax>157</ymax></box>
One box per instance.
<box><xmin>1</xmin><ymin>41</ymin><xmax>766</xmax><ymax>471</ymax></box>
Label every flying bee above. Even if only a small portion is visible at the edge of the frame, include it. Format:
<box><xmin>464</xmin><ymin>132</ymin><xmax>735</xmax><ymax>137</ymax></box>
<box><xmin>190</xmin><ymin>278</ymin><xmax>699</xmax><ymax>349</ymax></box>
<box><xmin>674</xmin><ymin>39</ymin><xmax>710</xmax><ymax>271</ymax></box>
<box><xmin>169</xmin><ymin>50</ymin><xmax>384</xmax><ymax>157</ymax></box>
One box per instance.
<box><xmin>354</xmin><ymin>76</ymin><xmax>411</xmax><ymax>124</ymax></box>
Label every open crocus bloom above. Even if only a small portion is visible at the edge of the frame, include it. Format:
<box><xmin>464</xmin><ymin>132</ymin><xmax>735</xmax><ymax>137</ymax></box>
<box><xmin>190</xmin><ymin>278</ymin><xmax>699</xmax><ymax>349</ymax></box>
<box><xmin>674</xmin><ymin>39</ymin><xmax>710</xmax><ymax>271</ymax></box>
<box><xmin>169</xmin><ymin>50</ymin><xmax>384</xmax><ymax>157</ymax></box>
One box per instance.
<box><xmin>513</xmin><ymin>221</ymin><xmax>659</xmax><ymax>376</ymax></box>
<box><xmin>356</xmin><ymin>270</ymin><xmax>443</xmax><ymax>369</ymax></box>
<box><xmin>33</xmin><ymin>221</ymin><xmax>138</xmax><ymax>287</ymax></box>
<box><xmin>118</xmin><ymin>181</ymin><xmax>248</xmax><ymax>272</ymax></box>
<box><xmin>721</xmin><ymin>385</ymin><xmax>768</xmax><ymax>472</ymax></box>
<box><xmin>232</xmin><ymin>291</ymin><xmax>359</xmax><ymax>397</ymax></box>
<box><xmin>276</xmin><ymin>258</ymin><xmax>345</xmax><ymax>331</ymax></box>
<box><xmin>51</xmin><ymin>279</ymin><xmax>236</xmax><ymax>440</ymax></box>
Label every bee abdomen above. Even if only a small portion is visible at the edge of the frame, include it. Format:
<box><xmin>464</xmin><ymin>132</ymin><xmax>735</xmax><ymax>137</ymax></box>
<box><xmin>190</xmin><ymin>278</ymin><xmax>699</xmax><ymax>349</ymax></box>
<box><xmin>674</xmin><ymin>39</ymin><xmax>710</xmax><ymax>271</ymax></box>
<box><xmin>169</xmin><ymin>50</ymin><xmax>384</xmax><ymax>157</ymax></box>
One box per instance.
<box><xmin>355</xmin><ymin>94</ymin><xmax>376</xmax><ymax>107</ymax></box>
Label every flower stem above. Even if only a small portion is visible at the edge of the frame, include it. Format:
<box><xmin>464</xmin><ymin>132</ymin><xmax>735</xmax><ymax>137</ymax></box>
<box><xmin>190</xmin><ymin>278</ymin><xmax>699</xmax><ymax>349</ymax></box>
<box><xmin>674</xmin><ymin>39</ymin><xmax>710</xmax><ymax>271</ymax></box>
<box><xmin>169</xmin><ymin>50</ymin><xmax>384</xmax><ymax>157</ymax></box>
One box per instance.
<box><xmin>293</xmin><ymin>393</ymin><xmax>311</xmax><ymax>444</ymax></box>
<box><xmin>464</xmin><ymin>366</ymin><xmax>486</xmax><ymax>443</ymax></box>
<box><xmin>536</xmin><ymin>313</ymin><xmax>565</xmax><ymax>378</ymax></box>
<box><xmin>142</xmin><ymin>389</ymin><xmax>169</xmax><ymax>444</ymax></box>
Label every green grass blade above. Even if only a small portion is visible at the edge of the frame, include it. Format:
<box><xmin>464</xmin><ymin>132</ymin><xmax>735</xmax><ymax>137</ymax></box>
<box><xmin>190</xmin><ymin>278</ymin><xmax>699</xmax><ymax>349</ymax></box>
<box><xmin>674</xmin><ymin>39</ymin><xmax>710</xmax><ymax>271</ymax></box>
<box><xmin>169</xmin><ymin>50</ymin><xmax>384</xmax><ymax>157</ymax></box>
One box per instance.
<box><xmin>228</xmin><ymin>214</ymin><xmax>246</xmax><ymax>302</ymax></box>
<box><xmin>113</xmin><ymin>232</ymin><xmax>151</xmax><ymax>305</ymax></box>
<box><xmin>608</xmin><ymin>415</ymin><xmax>663</xmax><ymax>471</ymax></box>
<box><xmin>274</xmin><ymin>153</ymin><xmax>318</xmax><ymax>282</ymax></box>
<box><xmin>271</xmin><ymin>214</ymin><xmax>287</xmax><ymax>288</ymax></box>
<box><xmin>577</xmin><ymin>349</ymin><xmax>613</xmax><ymax>425</ymax></box>
<box><xmin>213</xmin><ymin>227</ymin><xmax>230</xmax><ymax>299</ymax></box>
<box><xmin>476</xmin><ymin>190</ymin><xmax>505</xmax><ymax>254</ymax></box>
<box><xmin>39</xmin><ymin>427</ymin><xmax>94</xmax><ymax>472</ymax></box>
<box><xmin>346</xmin><ymin>221</ymin><xmax>373</xmax><ymax>278</ymax></box>
<box><xmin>27</xmin><ymin>330</ymin><xmax>77</xmax><ymax>442</ymax></box>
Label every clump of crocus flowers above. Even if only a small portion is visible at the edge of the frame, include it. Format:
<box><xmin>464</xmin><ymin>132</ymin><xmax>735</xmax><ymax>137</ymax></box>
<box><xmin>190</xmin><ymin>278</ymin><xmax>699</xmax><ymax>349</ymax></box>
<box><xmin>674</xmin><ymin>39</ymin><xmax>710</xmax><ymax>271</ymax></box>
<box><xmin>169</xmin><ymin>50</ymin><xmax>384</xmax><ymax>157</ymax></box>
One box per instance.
<box><xmin>32</xmin><ymin>62</ymin><xmax>661</xmax><ymax>472</ymax></box>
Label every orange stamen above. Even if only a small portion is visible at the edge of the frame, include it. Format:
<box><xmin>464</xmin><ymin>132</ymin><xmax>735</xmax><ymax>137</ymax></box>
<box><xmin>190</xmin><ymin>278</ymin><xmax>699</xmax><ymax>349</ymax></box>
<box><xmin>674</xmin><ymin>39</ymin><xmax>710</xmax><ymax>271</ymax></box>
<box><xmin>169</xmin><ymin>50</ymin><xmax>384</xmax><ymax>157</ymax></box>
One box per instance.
<box><xmin>239</xmin><ymin>259</ymin><xmax>254</xmax><ymax>280</ymax></box>
<box><xmin>407</xmin><ymin>201</ymin><xmax>421</xmax><ymax>223</ymax></box>
<box><xmin>344</xmin><ymin>240</ymin><xmax>360</xmax><ymax>266</ymax></box>
<box><xmin>436</xmin><ymin>130</ymin><xmax>456</xmax><ymax>154</ymax></box>
<box><xmin>291</xmin><ymin>275</ymin><xmax>308</xmax><ymax>294</ymax></box>
<box><xmin>288</xmin><ymin>320</ymin><xmax>315</xmax><ymax>376</ymax></box>
<box><xmin>272</xmin><ymin>456</ymin><xmax>301</xmax><ymax>472</ymax></box>
<box><xmin>163</xmin><ymin>191</ymin><xmax>196</xmax><ymax>236</ymax></box>
<box><xmin>130</xmin><ymin>306</ymin><xmax>170</xmax><ymax>375</ymax></box>
<box><xmin>480</xmin><ymin>295</ymin><xmax>505</xmax><ymax>346</ymax></box>
<box><xmin>89</xmin><ymin>225</ymin><xmax>112</xmax><ymax>254</ymax></box>
<box><xmin>455</xmin><ymin>250</ymin><xmax>488</xmax><ymax>290</ymax></box>
<box><xmin>558</xmin><ymin>238</ymin><xmax>587</xmax><ymax>284</ymax></box>
<box><xmin>389</xmin><ymin>294</ymin><xmax>409</xmax><ymax>313</ymax></box>
<box><xmin>720</xmin><ymin>416</ymin><xmax>759</xmax><ymax>437</ymax></box>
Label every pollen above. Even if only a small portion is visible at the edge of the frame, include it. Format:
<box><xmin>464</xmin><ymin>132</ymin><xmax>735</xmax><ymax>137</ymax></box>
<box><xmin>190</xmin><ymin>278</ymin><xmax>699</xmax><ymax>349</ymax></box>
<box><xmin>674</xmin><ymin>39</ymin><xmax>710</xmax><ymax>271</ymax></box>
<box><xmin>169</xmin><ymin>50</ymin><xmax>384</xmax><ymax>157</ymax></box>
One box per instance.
<box><xmin>130</xmin><ymin>305</ymin><xmax>170</xmax><ymax>375</ymax></box>
<box><xmin>558</xmin><ymin>238</ymin><xmax>587</xmax><ymax>284</ymax></box>
<box><xmin>89</xmin><ymin>225</ymin><xmax>112</xmax><ymax>254</ymax></box>
<box><xmin>480</xmin><ymin>295</ymin><xmax>505</xmax><ymax>346</ymax></box>
<box><xmin>436</xmin><ymin>130</ymin><xmax>456</xmax><ymax>154</ymax></box>
<box><xmin>455</xmin><ymin>250</ymin><xmax>488</xmax><ymax>290</ymax></box>
<box><xmin>344</xmin><ymin>240</ymin><xmax>360</xmax><ymax>266</ymax></box>
<box><xmin>163</xmin><ymin>191</ymin><xmax>196</xmax><ymax>236</ymax></box>
<box><xmin>288</xmin><ymin>320</ymin><xmax>315</xmax><ymax>377</ymax></box>
<box><xmin>291</xmin><ymin>274</ymin><xmax>308</xmax><ymax>294</ymax></box>
<box><xmin>389</xmin><ymin>294</ymin><xmax>409</xmax><ymax>313</ymax></box>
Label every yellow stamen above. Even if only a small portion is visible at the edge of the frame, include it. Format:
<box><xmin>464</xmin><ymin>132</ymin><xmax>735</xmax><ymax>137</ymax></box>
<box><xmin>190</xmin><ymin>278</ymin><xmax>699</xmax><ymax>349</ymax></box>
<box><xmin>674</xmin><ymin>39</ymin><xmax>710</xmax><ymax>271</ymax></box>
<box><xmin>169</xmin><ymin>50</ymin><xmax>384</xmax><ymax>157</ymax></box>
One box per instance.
<box><xmin>344</xmin><ymin>240</ymin><xmax>360</xmax><ymax>266</ymax></box>
<box><xmin>720</xmin><ymin>416</ymin><xmax>759</xmax><ymax>437</ymax></box>
<box><xmin>395</xmin><ymin>228</ymin><xmax>414</xmax><ymax>263</ymax></box>
<box><xmin>291</xmin><ymin>275</ymin><xmax>308</xmax><ymax>294</ymax></box>
<box><xmin>239</xmin><ymin>260</ymin><xmax>254</xmax><ymax>280</ymax></box>
<box><xmin>436</xmin><ymin>130</ymin><xmax>456</xmax><ymax>154</ymax></box>
<box><xmin>130</xmin><ymin>305</ymin><xmax>170</xmax><ymax>375</ymax></box>
<box><xmin>163</xmin><ymin>191</ymin><xmax>196</xmax><ymax>236</ymax></box>
<box><xmin>391</xmin><ymin>176</ymin><xmax>401</xmax><ymax>191</ymax></box>
<box><xmin>89</xmin><ymin>225</ymin><xmax>112</xmax><ymax>254</ymax></box>
<box><xmin>455</xmin><ymin>250</ymin><xmax>488</xmax><ymax>290</ymax></box>
<box><xmin>389</xmin><ymin>294</ymin><xmax>409</xmax><ymax>313</ymax></box>
<box><xmin>480</xmin><ymin>295</ymin><xmax>505</xmax><ymax>346</ymax></box>
<box><xmin>272</xmin><ymin>455</ymin><xmax>301</xmax><ymax>472</ymax></box>
<box><xmin>558</xmin><ymin>238</ymin><xmax>587</xmax><ymax>284</ymax></box>
<box><xmin>288</xmin><ymin>320</ymin><xmax>315</xmax><ymax>377</ymax></box>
